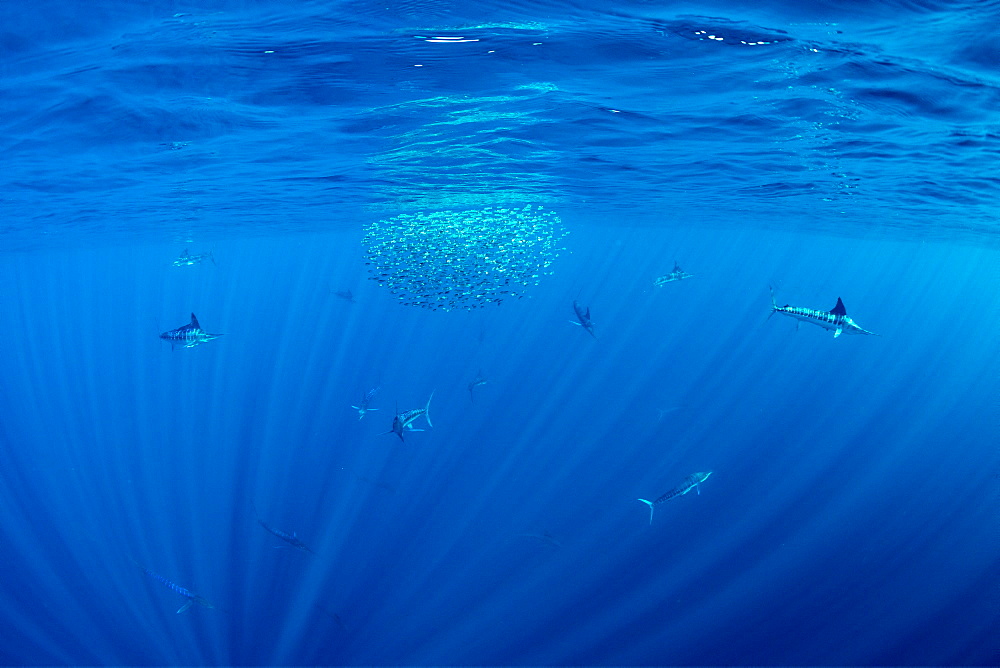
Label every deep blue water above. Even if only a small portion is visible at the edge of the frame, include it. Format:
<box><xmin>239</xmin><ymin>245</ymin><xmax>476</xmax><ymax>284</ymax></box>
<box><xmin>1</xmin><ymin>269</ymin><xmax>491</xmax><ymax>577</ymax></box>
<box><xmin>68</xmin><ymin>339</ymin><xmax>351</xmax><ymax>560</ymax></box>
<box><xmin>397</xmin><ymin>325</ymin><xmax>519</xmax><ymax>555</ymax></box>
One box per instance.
<box><xmin>1</xmin><ymin>0</ymin><xmax>999</xmax><ymax>665</ymax></box>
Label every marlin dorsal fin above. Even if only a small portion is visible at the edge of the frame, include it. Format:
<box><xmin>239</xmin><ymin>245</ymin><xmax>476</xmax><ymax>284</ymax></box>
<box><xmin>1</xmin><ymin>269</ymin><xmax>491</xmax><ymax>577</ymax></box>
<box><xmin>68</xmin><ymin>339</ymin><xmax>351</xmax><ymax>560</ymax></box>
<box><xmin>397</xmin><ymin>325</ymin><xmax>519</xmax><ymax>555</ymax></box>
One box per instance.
<box><xmin>830</xmin><ymin>298</ymin><xmax>847</xmax><ymax>317</ymax></box>
<box><xmin>190</xmin><ymin>313</ymin><xmax>201</xmax><ymax>328</ymax></box>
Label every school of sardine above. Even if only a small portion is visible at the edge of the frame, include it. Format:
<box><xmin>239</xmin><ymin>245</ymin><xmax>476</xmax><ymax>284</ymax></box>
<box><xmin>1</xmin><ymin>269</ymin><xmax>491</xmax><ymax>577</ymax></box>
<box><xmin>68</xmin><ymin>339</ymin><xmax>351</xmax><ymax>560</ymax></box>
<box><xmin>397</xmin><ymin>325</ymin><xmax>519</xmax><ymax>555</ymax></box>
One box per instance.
<box><xmin>361</xmin><ymin>205</ymin><xmax>568</xmax><ymax>311</ymax></box>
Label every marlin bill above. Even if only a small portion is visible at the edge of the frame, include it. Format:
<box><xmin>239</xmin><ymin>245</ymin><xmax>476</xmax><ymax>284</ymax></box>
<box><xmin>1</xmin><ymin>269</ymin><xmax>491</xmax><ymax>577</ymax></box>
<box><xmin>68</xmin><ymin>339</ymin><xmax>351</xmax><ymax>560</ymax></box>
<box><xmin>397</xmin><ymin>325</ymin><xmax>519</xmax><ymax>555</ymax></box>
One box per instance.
<box><xmin>159</xmin><ymin>313</ymin><xmax>222</xmax><ymax>350</ymax></box>
<box><xmin>769</xmin><ymin>287</ymin><xmax>877</xmax><ymax>338</ymax></box>
<box><xmin>638</xmin><ymin>471</ymin><xmax>712</xmax><ymax>524</ymax></box>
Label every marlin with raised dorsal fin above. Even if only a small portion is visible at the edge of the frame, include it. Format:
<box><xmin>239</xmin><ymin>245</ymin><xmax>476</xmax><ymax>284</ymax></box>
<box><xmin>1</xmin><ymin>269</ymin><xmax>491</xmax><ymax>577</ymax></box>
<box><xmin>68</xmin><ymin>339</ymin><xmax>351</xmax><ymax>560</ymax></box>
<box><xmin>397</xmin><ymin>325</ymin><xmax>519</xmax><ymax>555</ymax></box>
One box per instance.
<box><xmin>653</xmin><ymin>261</ymin><xmax>693</xmax><ymax>286</ymax></box>
<box><xmin>351</xmin><ymin>384</ymin><xmax>380</xmax><ymax>420</ymax></box>
<box><xmin>638</xmin><ymin>471</ymin><xmax>712</xmax><ymax>525</ymax></box>
<box><xmin>131</xmin><ymin>558</ymin><xmax>217</xmax><ymax>614</ymax></box>
<box><xmin>570</xmin><ymin>300</ymin><xmax>597</xmax><ymax>339</ymax></box>
<box><xmin>251</xmin><ymin>501</ymin><xmax>314</xmax><ymax>554</ymax></box>
<box><xmin>159</xmin><ymin>313</ymin><xmax>222</xmax><ymax>350</ymax></box>
<box><xmin>385</xmin><ymin>392</ymin><xmax>434</xmax><ymax>441</ymax></box>
<box><xmin>467</xmin><ymin>370</ymin><xmax>487</xmax><ymax>402</ymax></box>
<box><xmin>172</xmin><ymin>249</ymin><xmax>216</xmax><ymax>267</ymax></box>
<box><xmin>769</xmin><ymin>287</ymin><xmax>876</xmax><ymax>338</ymax></box>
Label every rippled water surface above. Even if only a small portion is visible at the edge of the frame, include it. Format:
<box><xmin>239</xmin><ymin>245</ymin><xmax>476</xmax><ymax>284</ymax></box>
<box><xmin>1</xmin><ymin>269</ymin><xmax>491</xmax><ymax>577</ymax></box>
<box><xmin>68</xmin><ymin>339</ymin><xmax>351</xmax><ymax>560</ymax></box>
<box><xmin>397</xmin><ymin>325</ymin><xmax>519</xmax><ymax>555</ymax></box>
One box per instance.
<box><xmin>4</xmin><ymin>0</ymin><xmax>1000</xmax><ymax>246</ymax></box>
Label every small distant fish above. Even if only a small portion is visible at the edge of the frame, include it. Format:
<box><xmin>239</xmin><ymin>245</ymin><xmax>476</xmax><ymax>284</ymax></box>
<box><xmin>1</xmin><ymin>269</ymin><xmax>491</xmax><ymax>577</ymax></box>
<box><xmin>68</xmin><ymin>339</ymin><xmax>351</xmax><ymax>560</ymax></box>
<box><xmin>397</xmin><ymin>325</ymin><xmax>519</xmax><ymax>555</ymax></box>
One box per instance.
<box><xmin>385</xmin><ymin>392</ymin><xmax>434</xmax><ymax>441</ymax></box>
<box><xmin>519</xmin><ymin>531</ymin><xmax>562</xmax><ymax>548</ymax></box>
<box><xmin>570</xmin><ymin>300</ymin><xmax>597</xmax><ymax>339</ymax></box>
<box><xmin>131</xmin><ymin>558</ymin><xmax>216</xmax><ymax>614</ymax></box>
<box><xmin>159</xmin><ymin>313</ymin><xmax>222</xmax><ymax>350</ymax></box>
<box><xmin>252</xmin><ymin>501</ymin><xmax>314</xmax><ymax>554</ymax></box>
<box><xmin>314</xmin><ymin>604</ymin><xmax>350</xmax><ymax>631</ymax></box>
<box><xmin>333</xmin><ymin>289</ymin><xmax>357</xmax><ymax>303</ymax></box>
<box><xmin>638</xmin><ymin>471</ymin><xmax>713</xmax><ymax>524</ymax></box>
<box><xmin>653</xmin><ymin>261</ymin><xmax>693</xmax><ymax>286</ymax></box>
<box><xmin>769</xmin><ymin>287</ymin><xmax>876</xmax><ymax>338</ymax></box>
<box><xmin>351</xmin><ymin>385</ymin><xmax>380</xmax><ymax>420</ymax></box>
<box><xmin>172</xmin><ymin>249</ymin><xmax>216</xmax><ymax>267</ymax></box>
<box><xmin>467</xmin><ymin>370</ymin><xmax>487</xmax><ymax>402</ymax></box>
<box><xmin>656</xmin><ymin>406</ymin><xmax>681</xmax><ymax>421</ymax></box>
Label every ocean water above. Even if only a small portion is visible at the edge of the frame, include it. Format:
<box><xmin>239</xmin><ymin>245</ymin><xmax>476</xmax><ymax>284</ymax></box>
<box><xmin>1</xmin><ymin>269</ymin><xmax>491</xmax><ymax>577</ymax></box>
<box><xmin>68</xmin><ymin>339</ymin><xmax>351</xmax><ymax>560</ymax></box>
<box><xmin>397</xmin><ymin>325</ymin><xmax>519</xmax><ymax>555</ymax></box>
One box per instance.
<box><xmin>1</xmin><ymin>0</ymin><xmax>998</xmax><ymax>665</ymax></box>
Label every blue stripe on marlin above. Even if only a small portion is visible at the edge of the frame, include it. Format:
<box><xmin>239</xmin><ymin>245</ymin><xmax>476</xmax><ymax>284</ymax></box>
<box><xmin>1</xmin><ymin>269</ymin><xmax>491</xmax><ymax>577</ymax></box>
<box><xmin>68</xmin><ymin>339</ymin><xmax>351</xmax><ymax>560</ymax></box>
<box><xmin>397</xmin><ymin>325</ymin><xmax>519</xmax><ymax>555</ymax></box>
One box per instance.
<box><xmin>351</xmin><ymin>384</ymin><xmax>381</xmax><ymax>420</ymax></box>
<box><xmin>570</xmin><ymin>300</ymin><xmax>597</xmax><ymax>339</ymax></box>
<box><xmin>251</xmin><ymin>501</ymin><xmax>314</xmax><ymax>554</ymax></box>
<box><xmin>769</xmin><ymin>287</ymin><xmax>876</xmax><ymax>338</ymax></box>
<box><xmin>131</xmin><ymin>558</ymin><xmax>217</xmax><ymax>614</ymax></box>
<box><xmin>159</xmin><ymin>313</ymin><xmax>222</xmax><ymax>350</ymax></box>
<box><xmin>638</xmin><ymin>471</ymin><xmax>712</xmax><ymax>525</ymax></box>
<box><xmin>385</xmin><ymin>392</ymin><xmax>434</xmax><ymax>441</ymax></box>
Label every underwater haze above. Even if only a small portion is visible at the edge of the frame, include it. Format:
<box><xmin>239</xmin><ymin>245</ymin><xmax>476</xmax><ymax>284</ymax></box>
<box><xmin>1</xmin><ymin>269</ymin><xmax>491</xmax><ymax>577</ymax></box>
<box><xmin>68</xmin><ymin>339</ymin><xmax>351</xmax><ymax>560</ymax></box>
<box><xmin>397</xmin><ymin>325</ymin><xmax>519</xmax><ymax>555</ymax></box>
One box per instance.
<box><xmin>1</xmin><ymin>0</ymin><xmax>999</xmax><ymax>665</ymax></box>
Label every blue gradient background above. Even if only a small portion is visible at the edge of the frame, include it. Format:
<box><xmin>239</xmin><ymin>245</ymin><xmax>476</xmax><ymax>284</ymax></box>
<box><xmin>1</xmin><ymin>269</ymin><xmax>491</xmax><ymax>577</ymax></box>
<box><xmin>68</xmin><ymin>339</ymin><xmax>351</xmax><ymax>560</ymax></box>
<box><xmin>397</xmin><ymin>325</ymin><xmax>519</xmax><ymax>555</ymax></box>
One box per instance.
<box><xmin>1</xmin><ymin>0</ymin><xmax>999</xmax><ymax>664</ymax></box>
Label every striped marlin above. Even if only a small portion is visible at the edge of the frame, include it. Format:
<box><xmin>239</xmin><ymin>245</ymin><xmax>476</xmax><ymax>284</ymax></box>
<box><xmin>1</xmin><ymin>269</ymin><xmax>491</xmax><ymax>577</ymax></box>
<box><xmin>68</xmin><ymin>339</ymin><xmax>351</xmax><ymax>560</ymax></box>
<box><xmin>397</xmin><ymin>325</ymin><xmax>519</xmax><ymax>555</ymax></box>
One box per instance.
<box><xmin>159</xmin><ymin>313</ymin><xmax>222</xmax><ymax>350</ymax></box>
<box><xmin>653</xmin><ymin>261</ymin><xmax>693</xmax><ymax>286</ymax></box>
<box><xmin>386</xmin><ymin>392</ymin><xmax>434</xmax><ymax>441</ymax></box>
<box><xmin>638</xmin><ymin>471</ymin><xmax>712</xmax><ymax>525</ymax></box>
<box><xmin>769</xmin><ymin>287</ymin><xmax>876</xmax><ymax>338</ymax></box>
<box><xmin>351</xmin><ymin>384</ymin><xmax>380</xmax><ymax>420</ymax></box>
<box><xmin>172</xmin><ymin>249</ymin><xmax>216</xmax><ymax>267</ymax></box>
<box><xmin>131</xmin><ymin>558</ymin><xmax>216</xmax><ymax>614</ymax></box>
<box><xmin>252</xmin><ymin>501</ymin><xmax>314</xmax><ymax>554</ymax></box>
<box><xmin>570</xmin><ymin>300</ymin><xmax>597</xmax><ymax>339</ymax></box>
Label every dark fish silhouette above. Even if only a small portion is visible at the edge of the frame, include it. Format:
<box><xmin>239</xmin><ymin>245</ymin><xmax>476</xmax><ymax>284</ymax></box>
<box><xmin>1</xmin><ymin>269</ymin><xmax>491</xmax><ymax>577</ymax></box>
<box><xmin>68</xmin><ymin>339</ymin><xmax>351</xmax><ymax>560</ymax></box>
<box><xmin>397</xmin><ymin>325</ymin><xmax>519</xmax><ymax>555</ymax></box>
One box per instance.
<box><xmin>252</xmin><ymin>501</ymin><xmax>314</xmax><ymax>554</ymax></box>
<box><xmin>467</xmin><ymin>370</ymin><xmax>487</xmax><ymax>402</ymax></box>
<box><xmin>131</xmin><ymin>558</ymin><xmax>217</xmax><ymax>614</ymax></box>
<box><xmin>570</xmin><ymin>300</ymin><xmax>597</xmax><ymax>339</ymax></box>
<box><xmin>333</xmin><ymin>289</ymin><xmax>357</xmax><ymax>303</ymax></box>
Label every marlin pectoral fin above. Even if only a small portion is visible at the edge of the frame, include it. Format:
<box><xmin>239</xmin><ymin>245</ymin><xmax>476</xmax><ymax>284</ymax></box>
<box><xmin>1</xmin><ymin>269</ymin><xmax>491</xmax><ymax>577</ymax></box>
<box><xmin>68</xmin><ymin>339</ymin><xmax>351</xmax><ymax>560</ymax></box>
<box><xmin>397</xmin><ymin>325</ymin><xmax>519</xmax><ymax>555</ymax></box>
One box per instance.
<box><xmin>569</xmin><ymin>320</ymin><xmax>580</xmax><ymax>326</ymax></box>
<box><xmin>834</xmin><ymin>327</ymin><xmax>843</xmax><ymax>338</ymax></box>
<box><xmin>177</xmin><ymin>600</ymin><xmax>194</xmax><ymax>614</ymax></box>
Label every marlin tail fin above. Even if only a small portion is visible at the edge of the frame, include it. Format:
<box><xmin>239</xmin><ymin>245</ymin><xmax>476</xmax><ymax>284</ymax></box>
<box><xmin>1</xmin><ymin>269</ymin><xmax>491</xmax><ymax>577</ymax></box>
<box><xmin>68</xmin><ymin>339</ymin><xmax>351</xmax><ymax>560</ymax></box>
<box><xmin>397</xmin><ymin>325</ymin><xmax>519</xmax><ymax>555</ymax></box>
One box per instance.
<box><xmin>424</xmin><ymin>391</ymin><xmax>434</xmax><ymax>428</ymax></box>
<box><xmin>638</xmin><ymin>498</ymin><xmax>654</xmax><ymax>525</ymax></box>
